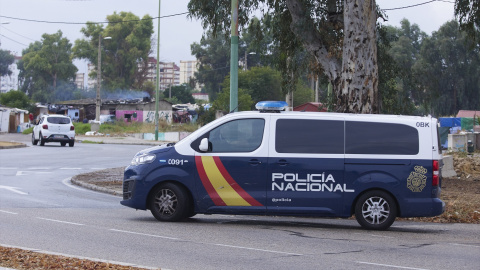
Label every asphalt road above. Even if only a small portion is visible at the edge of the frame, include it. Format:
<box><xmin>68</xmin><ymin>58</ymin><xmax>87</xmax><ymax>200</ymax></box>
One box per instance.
<box><xmin>1</xmin><ymin>134</ymin><xmax>479</xmax><ymax>270</ymax></box>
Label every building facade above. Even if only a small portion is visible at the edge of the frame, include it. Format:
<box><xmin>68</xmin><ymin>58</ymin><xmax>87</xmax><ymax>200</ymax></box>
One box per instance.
<box><xmin>179</xmin><ymin>60</ymin><xmax>201</xmax><ymax>91</ymax></box>
<box><xmin>0</xmin><ymin>54</ymin><xmax>21</xmax><ymax>93</ymax></box>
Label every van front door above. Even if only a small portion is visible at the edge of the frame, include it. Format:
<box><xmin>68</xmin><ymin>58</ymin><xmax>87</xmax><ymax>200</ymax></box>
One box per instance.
<box><xmin>192</xmin><ymin>118</ymin><xmax>268</xmax><ymax>214</ymax></box>
<box><xmin>267</xmin><ymin>116</ymin><xmax>348</xmax><ymax>216</ymax></box>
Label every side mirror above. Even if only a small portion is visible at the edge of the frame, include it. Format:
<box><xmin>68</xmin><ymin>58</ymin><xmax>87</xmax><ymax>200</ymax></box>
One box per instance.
<box><xmin>199</xmin><ymin>138</ymin><xmax>211</xmax><ymax>152</ymax></box>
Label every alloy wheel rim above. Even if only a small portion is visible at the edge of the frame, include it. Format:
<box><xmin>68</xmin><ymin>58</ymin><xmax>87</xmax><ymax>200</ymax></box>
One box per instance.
<box><xmin>362</xmin><ymin>196</ymin><xmax>390</xmax><ymax>224</ymax></box>
<box><xmin>155</xmin><ymin>189</ymin><xmax>178</xmax><ymax>216</ymax></box>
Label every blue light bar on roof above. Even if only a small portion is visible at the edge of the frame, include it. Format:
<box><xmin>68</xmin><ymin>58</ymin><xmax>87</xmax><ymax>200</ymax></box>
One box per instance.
<box><xmin>255</xmin><ymin>101</ymin><xmax>288</xmax><ymax>111</ymax></box>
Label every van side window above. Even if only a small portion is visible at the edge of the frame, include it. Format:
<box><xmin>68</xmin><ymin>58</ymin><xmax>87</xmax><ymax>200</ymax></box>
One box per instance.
<box><xmin>345</xmin><ymin>121</ymin><xmax>419</xmax><ymax>155</ymax></box>
<box><xmin>192</xmin><ymin>119</ymin><xmax>265</xmax><ymax>153</ymax></box>
<box><xmin>275</xmin><ymin>119</ymin><xmax>344</xmax><ymax>154</ymax></box>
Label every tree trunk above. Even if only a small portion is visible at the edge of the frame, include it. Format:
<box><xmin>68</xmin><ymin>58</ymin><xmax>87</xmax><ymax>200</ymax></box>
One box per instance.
<box><xmin>286</xmin><ymin>0</ymin><xmax>379</xmax><ymax>113</ymax></box>
<box><xmin>337</xmin><ymin>0</ymin><xmax>379</xmax><ymax>113</ymax></box>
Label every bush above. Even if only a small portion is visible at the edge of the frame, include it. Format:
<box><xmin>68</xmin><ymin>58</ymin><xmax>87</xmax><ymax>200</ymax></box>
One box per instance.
<box><xmin>22</xmin><ymin>127</ymin><xmax>33</xmax><ymax>134</ymax></box>
<box><xmin>73</xmin><ymin>122</ymin><xmax>91</xmax><ymax>135</ymax></box>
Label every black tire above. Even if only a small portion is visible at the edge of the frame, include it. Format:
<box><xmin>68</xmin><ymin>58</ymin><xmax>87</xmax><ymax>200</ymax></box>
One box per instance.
<box><xmin>32</xmin><ymin>133</ymin><xmax>38</xmax><ymax>145</ymax></box>
<box><xmin>69</xmin><ymin>140</ymin><xmax>74</xmax><ymax>147</ymax></box>
<box><xmin>61</xmin><ymin>142</ymin><xmax>67</xmax><ymax>147</ymax></box>
<box><xmin>39</xmin><ymin>133</ymin><xmax>45</xmax><ymax>146</ymax></box>
<box><xmin>355</xmin><ymin>190</ymin><xmax>397</xmax><ymax>230</ymax></box>
<box><xmin>149</xmin><ymin>183</ymin><xmax>191</xmax><ymax>222</ymax></box>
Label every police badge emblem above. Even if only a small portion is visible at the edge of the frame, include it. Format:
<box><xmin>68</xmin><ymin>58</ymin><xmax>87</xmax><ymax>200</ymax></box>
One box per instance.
<box><xmin>407</xmin><ymin>166</ymin><xmax>427</xmax><ymax>192</ymax></box>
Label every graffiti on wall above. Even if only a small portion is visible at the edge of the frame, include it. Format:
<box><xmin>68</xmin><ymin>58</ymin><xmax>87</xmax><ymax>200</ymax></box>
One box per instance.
<box><xmin>144</xmin><ymin>111</ymin><xmax>172</xmax><ymax>123</ymax></box>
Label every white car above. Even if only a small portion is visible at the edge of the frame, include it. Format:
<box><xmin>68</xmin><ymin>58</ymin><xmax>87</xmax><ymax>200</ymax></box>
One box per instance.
<box><xmin>32</xmin><ymin>114</ymin><xmax>75</xmax><ymax>147</ymax></box>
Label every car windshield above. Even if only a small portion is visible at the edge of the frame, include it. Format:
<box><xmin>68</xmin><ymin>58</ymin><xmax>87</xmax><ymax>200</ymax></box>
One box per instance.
<box><xmin>47</xmin><ymin>117</ymin><xmax>70</xmax><ymax>124</ymax></box>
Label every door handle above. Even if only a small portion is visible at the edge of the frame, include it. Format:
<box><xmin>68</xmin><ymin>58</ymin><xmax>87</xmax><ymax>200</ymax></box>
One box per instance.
<box><xmin>277</xmin><ymin>159</ymin><xmax>289</xmax><ymax>166</ymax></box>
<box><xmin>249</xmin><ymin>159</ymin><xmax>262</xmax><ymax>165</ymax></box>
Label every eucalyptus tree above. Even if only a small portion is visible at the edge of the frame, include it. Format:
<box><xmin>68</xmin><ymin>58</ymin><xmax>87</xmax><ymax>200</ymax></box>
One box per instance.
<box><xmin>0</xmin><ymin>49</ymin><xmax>14</xmax><ymax>77</ymax></box>
<box><xmin>73</xmin><ymin>11</ymin><xmax>154</xmax><ymax>91</ymax></box>
<box><xmin>414</xmin><ymin>21</ymin><xmax>480</xmax><ymax>115</ymax></box>
<box><xmin>189</xmin><ymin>0</ymin><xmax>381</xmax><ymax>113</ymax></box>
<box><xmin>18</xmin><ymin>30</ymin><xmax>77</xmax><ymax>102</ymax></box>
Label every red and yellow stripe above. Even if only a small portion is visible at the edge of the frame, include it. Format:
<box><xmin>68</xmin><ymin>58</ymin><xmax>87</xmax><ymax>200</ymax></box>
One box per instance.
<box><xmin>195</xmin><ymin>156</ymin><xmax>262</xmax><ymax>206</ymax></box>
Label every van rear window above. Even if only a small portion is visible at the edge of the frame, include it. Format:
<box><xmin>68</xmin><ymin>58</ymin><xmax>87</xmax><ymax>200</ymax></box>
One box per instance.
<box><xmin>346</xmin><ymin>121</ymin><xmax>419</xmax><ymax>155</ymax></box>
<box><xmin>275</xmin><ymin>119</ymin><xmax>344</xmax><ymax>154</ymax></box>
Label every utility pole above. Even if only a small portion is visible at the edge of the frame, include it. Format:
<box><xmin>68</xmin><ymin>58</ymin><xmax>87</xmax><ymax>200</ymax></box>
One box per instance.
<box><xmin>95</xmin><ymin>35</ymin><xmax>111</xmax><ymax>122</ymax></box>
<box><xmin>229</xmin><ymin>0</ymin><xmax>239</xmax><ymax>112</ymax></box>
<box><xmin>155</xmin><ymin>0</ymin><xmax>161</xmax><ymax>141</ymax></box>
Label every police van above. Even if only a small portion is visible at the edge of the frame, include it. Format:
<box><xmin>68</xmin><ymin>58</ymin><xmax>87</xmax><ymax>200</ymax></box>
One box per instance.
<box><xmin>121</xmin><ymin>101</ymin><xmax>445</xmax><ymax>230</ymax></box>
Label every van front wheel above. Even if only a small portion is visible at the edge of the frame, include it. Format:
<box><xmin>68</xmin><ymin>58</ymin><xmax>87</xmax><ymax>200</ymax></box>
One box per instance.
<box><xmin>355</xmin><ymin>190</ymin><xmax>397</xmax><ymax>230</ymax></box>
<box><xmin>149</xmin><ymin>183</ymin><xmax>191</xmax><ymax>222</ymax></box>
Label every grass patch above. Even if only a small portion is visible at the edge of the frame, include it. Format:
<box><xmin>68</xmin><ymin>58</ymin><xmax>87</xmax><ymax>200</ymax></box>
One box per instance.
<box><xmin>22</xmin><ymin>127</ymin><xmax>33</xmax><ymax>134</ymax></box>
<box><xmin>73</xmin><ymin>122</ymin><xmax>91</xmax><ymax>135</ymax></box>
<box><xmin>81</xmin><ymin>140</ymin><xmax>104</xmax><ymax>144</ymax></box>
<box><xmin>98</xmin><ymin>120</ymin><xmax>198</xmax><ymax>135</ymax></box>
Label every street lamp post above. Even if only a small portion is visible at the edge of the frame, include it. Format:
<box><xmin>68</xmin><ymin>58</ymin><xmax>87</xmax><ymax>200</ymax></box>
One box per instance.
<box><xmin>95</xmin><ymin>35</ymin><xmax>111</xmax><ymax>122</ymax></box>
<box><xmin>244</xmin><ymin>51</ymin><xmax>256</xmax><ymax>71</ymax></box>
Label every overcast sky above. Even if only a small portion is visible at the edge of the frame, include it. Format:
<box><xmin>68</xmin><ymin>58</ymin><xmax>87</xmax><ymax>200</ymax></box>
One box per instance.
<box><xmin>0</xmin><ymin>0</ymin><xmax>456</xmax><ymax>73</ymax></box>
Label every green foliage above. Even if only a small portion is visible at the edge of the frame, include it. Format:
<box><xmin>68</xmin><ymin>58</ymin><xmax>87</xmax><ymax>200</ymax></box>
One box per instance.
<box><xmin>238</xmin><ymin>66</ymin><xmax>283</xmax><ymax>103</ymax></box>
<box><xmin>0</xmin><ymin>90</ymin><xmax>33</xmax><ymax>111</ymax></box>
<box><xmin>196</xmin><ymin>105</ymin><xmax>216</xmax><ymax>126</ymax></box>
<box><xmin>292</xmin><ymin>81</ymin><xmax>314</xmax><ymax>107</ymax></box>
<box><xmin>190</xmin><ymin>29</ymin><xmax>231</xmax><ymax>100</ymax></box>
<box><xmin>0</xmin><ymin>49</ymin><xmax>14</xmax><ymax>77</ymax></box>
<box><xmin>213</xmin><ymin>87</ymin><xmax>253</xmax><ymax>112</ymax></box>
<box><xmin>165</xmin><ymin>84</ymin><xmax>195</xmax><ymax>104</ymax></box>
<box><xmin>413</xmin><ymin>20</ymin><xmax>480</xmax><ymax>116</ymax></box>
<box><xmin>22</xmin><ymin>127</ymin><xmax>33</xmax><ymax>134</ymax></box>
<box><xmin>455</xmin><ymin>0</ymin><xmax>480</xmax><ymax>43</ymax></box>
<box><xmin>73</xmin><ymin>11</ymin><xmax>153</xmax><ymax>91</ymax></box>
<box><xmin>73</xmin><ymin>122</ymin><xmax>91</xmax><ymax>135</ymax></box>
<box><xmin>18</xmin><ymin>31</ymin><xmax>77</xmax><ymax>103</ymax></box>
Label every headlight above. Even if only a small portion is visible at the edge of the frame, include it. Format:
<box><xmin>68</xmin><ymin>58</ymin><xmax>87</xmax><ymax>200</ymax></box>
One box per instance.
<box><xmin>131</xmin><ymin>153</ymin><xmax>156</xmax><ymax>165</ymax></box>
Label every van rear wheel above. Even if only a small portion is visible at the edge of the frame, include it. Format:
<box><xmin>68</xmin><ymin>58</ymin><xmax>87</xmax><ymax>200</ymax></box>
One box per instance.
<box><xmin>355</xmin><ymin>190</ymin><xmax>397</xmax><ymax>230</ymax></box>
<box><xmin>149</xmin><ymin>183</ymin><xmax>191</xmax><ymax>222</ymax></box>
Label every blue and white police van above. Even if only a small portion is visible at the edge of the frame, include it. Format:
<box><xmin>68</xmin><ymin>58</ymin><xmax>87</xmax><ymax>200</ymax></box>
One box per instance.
<box><xmin>121</xmin><ymin>101</ymin><xmax>445</xmax><ymax>230</ymax></box>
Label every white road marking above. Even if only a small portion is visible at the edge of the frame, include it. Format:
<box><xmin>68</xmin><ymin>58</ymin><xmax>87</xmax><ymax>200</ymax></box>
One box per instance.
<box><xmin>16</xmin><ymin>171</ymin><xmax>52</xmax><ymax>176</ymax></box>
<box><xmin>36</xmin><ymin>217</ymin><xmax>84</xmax><ymax>226</ymax></box>
<box><xmin>110</xmin><ymin>229</ymin><xmax>180</xmax><ymax>240</ymax></box>
<box><xmin>356</xmin><ymin>261</ymin><xmax>429</xmax><ymax>270</ymax></box>
<box><xmin>0</xmin><ymin>185</ymin><xmax>28</xmax><ymax>195</ymax></box>
<box><xmin>354</xmin><ymin>233</ymin><xmax>395</xmax><ymax>239</ymax></box>
<box><xmin>450</xmin><ymin>243</ymin><xmax>480</xmax><ymax>248</ymax></box>
<box><xmin>27</xmin><ymin>167</ymin><xmax>51</xmax><ymax>170</ymax></box>
<box><xmin>110</xmin><ymin>229</ymin><xmax>303</xmax><ymax>256</ymax></box>
<box><xmin>0</xmin><ymin>210</ymin><xmax>18</xmax><ymax>215</ymax></box>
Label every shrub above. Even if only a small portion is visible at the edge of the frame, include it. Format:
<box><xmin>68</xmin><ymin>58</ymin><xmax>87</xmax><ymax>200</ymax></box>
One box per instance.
<box><xmin>22</xmin><ymin>127</ymin><xmax>33</xmax><ymax>134</ymax></box>
<box><xmin>73</xmin><ymin>122</ymin><xmax>91</xmax><ymax>135</ymax></box>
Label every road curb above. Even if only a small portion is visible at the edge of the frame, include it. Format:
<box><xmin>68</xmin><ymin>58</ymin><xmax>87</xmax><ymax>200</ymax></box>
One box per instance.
<box><xmin>70</xmin><ymin>177</ymin><xmax>122</xmax><ymax>197</ymax></box>
<box><xmin>0</xmin><ymin>142</ymin><xmax>27</xmax><ymax>149</ymax></box>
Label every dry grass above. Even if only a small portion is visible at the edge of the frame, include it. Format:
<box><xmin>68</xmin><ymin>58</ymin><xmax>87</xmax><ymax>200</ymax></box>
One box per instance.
<box><xmin>0</xmin><ymin>246</ymin><xmax>154</xmax><ymax>270</ymax></box>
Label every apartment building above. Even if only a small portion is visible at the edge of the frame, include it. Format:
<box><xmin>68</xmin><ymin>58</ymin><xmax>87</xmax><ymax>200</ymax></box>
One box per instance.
<box><xmin>0</xmin><ymin>54</ymin><xmax>21</xmax><ymax>93</ymax></box>
<box><xmin>179</xmin><ymin>60</ymin><xmax>201</xmax><ymax>91</ymax></box>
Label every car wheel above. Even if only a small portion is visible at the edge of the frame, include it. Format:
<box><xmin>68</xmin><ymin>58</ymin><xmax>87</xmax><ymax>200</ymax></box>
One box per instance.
<box><xmin>149</xmin><ymin>183</ymin><xmax>191</xmax><ymax>222</ymax></box>
<box><xmin>69</xmin><ymin>140</ymin><xmax>74</xmax><ymax>147</ymax></box>
<box><xmin>61</xmin><ymin>142</ymin><xmax>66</xmax><ymax>146</ymax></box>
<box><xmin>39</xmin><ymin>133</ymin><xmax>45</xmax><ymax>146</ymax></box>
<box><xmin>355</xmin><ymin>190</ymin><xmax>397</xmax><ymax>230</ymax></box>
<box><xmin>32</xmin><ymin>133</ymin><xmax>38</xmax><ymax>145</ymax></box>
